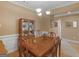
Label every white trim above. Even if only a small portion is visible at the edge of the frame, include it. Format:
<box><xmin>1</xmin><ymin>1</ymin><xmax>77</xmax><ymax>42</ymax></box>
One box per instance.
<box><xmin>0</xmin><ymin>34</ymin><xmax>19</xmax><ymax>54</ymax></box>
<box><xmin>62</xmin><ymin>38</ymin><xmax>79</xmax><ymax>45</ymax></box>
<box><xmin>9</xmin><ymin>1</ymin><xmax>79</xmax><ymax>12</ymax></box>
<box><xmin>0</xmin><ymin>34</ymin><xmax>18</xmax><ymax>38</ymax></box>
<box><xmin>57</xmin><ymin>19</ymin><xmax>62</xmax><ymax>39</ymax></box>
<box><xmin>54</xmin><ymin>10</ymin><xmax>79</xmax><ymax>17</ymax></box>
<box><xmin>8</xmin><ymin>1</ymin><xmax>36</xmax><ymax>12</ymax></box>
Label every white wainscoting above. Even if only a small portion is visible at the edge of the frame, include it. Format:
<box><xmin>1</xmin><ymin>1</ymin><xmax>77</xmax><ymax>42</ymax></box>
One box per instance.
<box><xmin>0</xmin><ymin>34</ymin><xmax>18</xmax><ymax>54</ymax></box>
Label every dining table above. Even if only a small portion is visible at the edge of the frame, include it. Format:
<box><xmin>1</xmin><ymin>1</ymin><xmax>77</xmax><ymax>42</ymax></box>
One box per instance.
<box><xmin>26</xmin><ymin>36</ymin><xmax>60</xmax><ymax>57</ymax></box>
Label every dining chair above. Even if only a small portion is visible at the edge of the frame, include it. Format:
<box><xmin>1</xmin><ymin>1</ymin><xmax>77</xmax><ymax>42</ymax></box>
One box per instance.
<box><xmin>0</xmin><ymin>40</ymin><xmax>7</xmax><ymax>56</ymax></box>
<box><xmin>18</xmin><ymin>36</ymin><xmax>29</xmax><ymax>57</ymax></box>
<box><xmin>52</xmin><ymin>36</ymin><xmax>61</xmax><ymax>57</ymax></box>
<box><xmin>46</xmin><ymin>32</ymin><xmax>61</xmax><ymax>57</ymax></box>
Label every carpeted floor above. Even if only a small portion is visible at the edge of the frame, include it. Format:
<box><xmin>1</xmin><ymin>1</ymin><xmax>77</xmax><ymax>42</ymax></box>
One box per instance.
<box><xmin>7</xmin><ymin>39</ymin><xmax>79</xmax><ymax>57</ymax></box>
<box><xmin>8</xmin><ymin>50</ymin><xmax>19</xmax><ymax>57</ymax></box>
<box><xmin>61</xmin><ymin>39</ymin><xmax>79</xmax><ymax>57</ymax></box>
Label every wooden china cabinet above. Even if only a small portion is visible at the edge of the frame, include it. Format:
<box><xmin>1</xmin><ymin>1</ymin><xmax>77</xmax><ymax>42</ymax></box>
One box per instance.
<box><xmin>18</xmin><ymin>18</ymin><xmax>34</xmax><ymax>57</ymax></box>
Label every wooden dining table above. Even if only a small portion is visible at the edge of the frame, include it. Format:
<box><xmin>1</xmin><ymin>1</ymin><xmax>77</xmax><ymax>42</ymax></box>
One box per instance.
<box><xmin>26</xmin><ymin>36</ymin><xmax>60</xmax><ymax>57</ymax></box>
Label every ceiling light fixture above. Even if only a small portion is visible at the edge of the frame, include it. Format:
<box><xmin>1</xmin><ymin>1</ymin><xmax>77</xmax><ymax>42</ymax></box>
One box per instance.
<box><xmin>37</xmin><ymin>13</ymin><xmax>42</xmax><ymax>16</ymax></box>
<box><xmin>46</xmin><ymin>11</ymin><xmax>50</xmax><ymax>15</ymax></box>
<box><xmin>36</xmin><ymin>8</ymin><xmax>41</xmax><ymax>13</ymax></box>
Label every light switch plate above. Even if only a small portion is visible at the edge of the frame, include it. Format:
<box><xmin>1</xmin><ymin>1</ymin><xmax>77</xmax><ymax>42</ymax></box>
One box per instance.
<box><xmin>0</xmin><ymin>24</ymin><xmax>2</xmax><ymax>28</ymax></box>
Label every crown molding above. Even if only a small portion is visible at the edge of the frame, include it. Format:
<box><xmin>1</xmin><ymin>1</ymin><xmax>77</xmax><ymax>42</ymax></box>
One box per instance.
<box><xmin>54</xmin><ymin>10</ymin><xmax>79</xmax><ymax>17</ymax></box>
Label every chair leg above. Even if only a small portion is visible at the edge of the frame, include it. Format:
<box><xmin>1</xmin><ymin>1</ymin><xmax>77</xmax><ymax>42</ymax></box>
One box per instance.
<box><xmin>59</xmin><ymin>40</ymin><xmax>61</xmax><ymax>57</ymax></box>
<box><xmin>54</xmin><ymin>47</ymin><xmax>58</xmax><ymax>57</ymax></box>
<box><xmin>51</xmin><ymin>47</ymin><xmax>57</xmax><ymax>57</ymax></box>
<box><xmin>18</xmin><ymin>48</ymin><xmax>22</xmax><ymax>57</ymax></box>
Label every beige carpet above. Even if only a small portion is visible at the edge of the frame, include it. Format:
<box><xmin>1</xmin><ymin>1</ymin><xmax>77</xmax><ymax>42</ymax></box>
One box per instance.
<box><xmin>8</xmin><ymin>39</ymin><xmax>79</xmax><ymax>57</ymax></box>
<box><xmin>61</xmin><ymin>39</ymin><xmax>79</xmax><ymax>57</ymax></box>
<box><xmin>8</xmin><ymin>50</ymin><xmax>19</xmax><ymax>57</ymax></box>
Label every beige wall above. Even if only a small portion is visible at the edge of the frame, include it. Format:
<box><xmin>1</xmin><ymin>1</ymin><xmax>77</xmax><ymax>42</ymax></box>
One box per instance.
<box><xmin>50</xmin><ymin>3</ymin><xmax>79</xmax><ymax>14</ymax></box>
<box><xmin>37</xmin><ymin>3</ymin><xmax>79</xmax><ymax>41</ymax></box>
<box><xmin>0</xmin><ymin>1</ymin><xmax>79</xmax><ymax>41</ymax></box>
<box><xmin>38</xmin><ymin>15</ymin><xmax>50</xmax><ymax>31</ymax></box>
<box><xmin>51</xmin><ymin>14</ymin><xmax>79</xmax><ymax>41</ymax></box>
<box><xmin>0</xmin><ymin>2</ymin><xmax>39</xmax><ymax>36</ymax></box>
<box><xmin>49</xmin><ymin>3</ymin><xmax>79</xmax><ymax>41</ymax></box>
<box><xmin>61</xmin><ymin>14</ymin><xmax>79</xmax><ymax>41</ymax></box>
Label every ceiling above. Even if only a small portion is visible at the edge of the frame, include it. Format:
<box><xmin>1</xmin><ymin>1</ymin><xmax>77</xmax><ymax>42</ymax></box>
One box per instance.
<box><xmin>9</xmin><ymin>1</ymin><xmax>79</xmax><ymax>15</ymax></box>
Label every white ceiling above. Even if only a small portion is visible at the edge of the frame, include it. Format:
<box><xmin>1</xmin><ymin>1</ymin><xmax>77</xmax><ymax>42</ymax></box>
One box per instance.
<box><xmin>9</xmin><ymin>1</ymin><xmax>79</xmax><ymax>15</ymax></box>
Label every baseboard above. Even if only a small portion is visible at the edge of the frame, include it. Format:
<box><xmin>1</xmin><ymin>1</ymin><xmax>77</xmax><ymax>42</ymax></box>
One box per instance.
<box><xmin>62</xmin><ymin>38</ymin><xmax>79</xmax><ymax>44</ymax></box>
